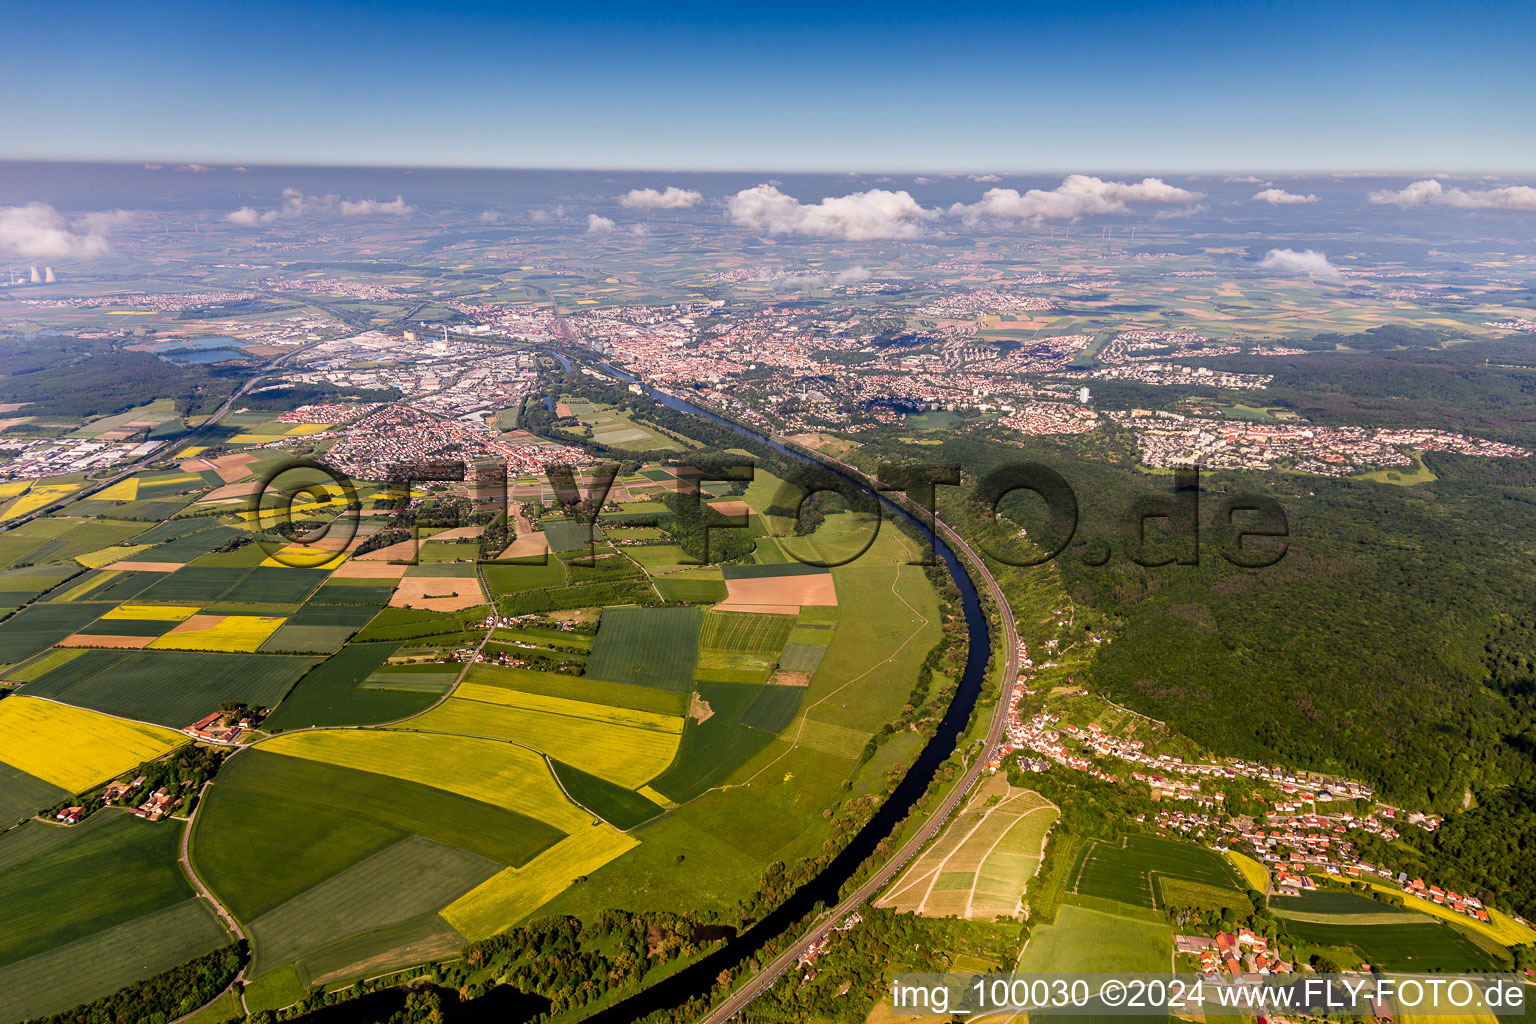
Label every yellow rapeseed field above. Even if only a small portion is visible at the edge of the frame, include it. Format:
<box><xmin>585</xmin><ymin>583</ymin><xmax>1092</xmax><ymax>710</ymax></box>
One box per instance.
<box><xmin>92</xmin><ymin>478</ymin><xmax>139</xmax><ymax>502</ymax></box>
<box><xmin>1</xmin><ymin>483</ymin><xmax>80</xmax><ymax>522</ymax></box>
<box><xmin>76</xmin><ymin>544</ymin><xmax>154</xmax><ymax>569</ymax></box>
<box><xmin>148</xmin><ymin>614</ymin><xmax>285</xmax><ymax>652</ymax></box>
<box><xmin>260</xmin><ymin>730</ymin><xmax>590</xmax><ymax>832</ymax></box>
<box><xmin>454</xmin><ymin>682</ymin><xmax>683</xmax><ymax>733</ymax></box>
<box><xmin>0</xmin><ymin>696</ymin><xmax>184</xmax><ymax>792</ymax></box>
<box><xmin>103</xmin><ymin>604</ymin><xmax>201</xmax><ymax>621</ymax></box>
<box><xmin>413</xmin><ymin>694</ymin><xmax>681</xmax><ymax>789</ymax></box>
<box><xmin>441</xmin><ymin>826</ymin><xmax>638</xmax><ymax>938</ymax></box>
<box><xmin>258</xmin><ymin>545</ymin><xmax>346</xmax><ymax>570</ymax></box>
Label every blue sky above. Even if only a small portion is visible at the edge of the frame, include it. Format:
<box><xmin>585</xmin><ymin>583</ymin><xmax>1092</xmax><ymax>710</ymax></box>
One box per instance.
<box><xmin>4</xmin><ymin>0</ymin><xmax>1533</xmax><ymax>171</ymax></box>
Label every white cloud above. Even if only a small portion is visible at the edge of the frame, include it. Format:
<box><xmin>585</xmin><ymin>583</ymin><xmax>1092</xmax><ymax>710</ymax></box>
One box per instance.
<box><xmin>226</xmin><ymin>207</ymin><xmax>275</xmax><ymax>226</ymax></box>
<box><xmin>174</xmin><ymin>163</ymin><xmax>215</xmax><ymax>173</ymax></box>
<box><xmin>0</xmin><ymin>203</ymin><xmax>125</xmax><ymax>259</ymax></box>
<box><xmin>1225</xmin><ymin>175</ymin><xmax>1269</xmax><ymax>184</ymax></box>
<box><xmin>950</xmin><ymin>175</ymin><xmax>1203</xmax><ymax>226</ymax></box>
<box><xmin>143</xmin><ymin>163</ymin><xmax>164</xmax><ymax>171</ymax></box>
<box><xmin>337</xmin><ymin>195</ymin><xmax>412</xmax><ymax>216</ymax></box>
<box><xmin>619</xmin><ymin>186</ymin><xmax>702</xmax><ymax>210</ymax></box>
<box><xmin>586</xmin><ymin>214</ymin><xmax>615</xmax><ymax>234</ymax></box>
<box><xmin>727</xmin><ymin>184</ymin><xmax>938</xmax><ymax>240</ymax></box>
<box><xmin>1253</xmin><ymin>187</ymin><xmax>1319</xmax><ymax>205</ymax></box>
<box><xmin>969</xmin><ymin>174</ymin><xmax>1002</xmax><ymax>183</ymax></box>
<box><xmin>1368</xmin><ymin>178</ymin><xmax>1536</xmax><ymax>211</ymax></box>
<box><xmin>834</xmin><ymin>265</ymin><xmax>872</xmax><ymax>285</ymax></box>
<box><xmin>232</xmin><ymin>166</ymin><xmax>250</xmax><ymax>173</ymax></box>
<box><xmin>477</xmin><ymin>210</ymin><xmax>502</xmax><ymax>224</ymax></box>
<box><xmin>629</xmin><ymin>223</ymin><xmax>650</xmax><ymax>236</ymax></box>
<box><xmin>1258</xmin><ymin>248</ymin><xmax>1340</xmax><ymax>279</ymax></box>
<box><xmin>225</xmin><ymin>189</ymin><xmax>414</xmax><ymax>225</ymax></box>
<box><xmin>527</xmin><ymin>205</ymin><xmax>568</xmax><ymax>223</ymax></box>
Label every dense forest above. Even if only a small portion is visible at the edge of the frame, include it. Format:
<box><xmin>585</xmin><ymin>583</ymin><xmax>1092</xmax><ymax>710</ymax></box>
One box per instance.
<box><xmin>0</xmin><ymin>335</ymin><xmax>244</xmax><ymax>419</ymax></box>
<box><xmin>850</xmin><ymin>413</ymin><xmax>1536</xmax><ymax>915</ymax></box>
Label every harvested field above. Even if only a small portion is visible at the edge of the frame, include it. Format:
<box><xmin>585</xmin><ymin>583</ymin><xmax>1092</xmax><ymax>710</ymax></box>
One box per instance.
<box><xmin>717</xmin><ymin>572</ymin><xmax>836</xmax><ymax>611</ymax></box>
<box><xmin>58</xmin><ymin>633</ymin><xmax>154</xmax><ymax>648</ymax></box>
<box><xmin>389</xmin><ymin>576</ymin><xmax>484</xmax><ymax>611</ymax></box>
<box><xmin>499</xmin><ymin>532</ymin><xmax>551</xmax><ymax>559</ymax></box>
<box><xmin>103</xmin><ymin>560</ymin><xmax>185</xmax><ymax>572</ymax></box>
<box><xmin>328</xmin><ymin>560</ymin><xmax>410</xmax><ymax>579</ymax></box>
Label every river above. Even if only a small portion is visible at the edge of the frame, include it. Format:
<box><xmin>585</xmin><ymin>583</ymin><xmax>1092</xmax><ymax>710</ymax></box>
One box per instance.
<box><xmin>576</xmin><ymin>364</ymin><xmax>995</xmax><ymax>1022</ymax></box>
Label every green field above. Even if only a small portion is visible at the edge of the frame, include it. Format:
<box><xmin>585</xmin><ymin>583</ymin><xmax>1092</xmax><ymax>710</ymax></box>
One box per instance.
<box><xmin>1070</xmin><ymin>835</ymin><xmax>1246</xmax><ymax>909</ymax></box>
<box><xmin>0</xmin><ymin>899</ymin><xmax>230</xmax><ymax>1024</ymax></box>
<box><xmin>0</xmin><ymin>760</ymin><xmax>69</xmax><ymax>827</ymax></box>
<box><xmin>0</xmin><ymin>518</ymin><xmax>146</xmax><ymax>570</ymax></box>
<box><xmin>25</xmin><ymin>649</ymin><xmax>320</xmax><ymax>727</ymax></box>
<box><xmin>541</xmin><ymin>519</ymin><xmax>598</xmax><ymax>553</ymax></box>
<box><xmin>483</xmin><ymin>557</ymin><xmax>566</xmax><ymax>594</ymax></box>
<box><xmin>653</xmin><ymin>575</ymin><xmax>727</xmax><ymax>603</ymax></box>
<box><xmin>134</xmin><ymin>566</ymin><xmax>256</xmax><ymax>602</ymax></box>
<box><xmin>700</xmin><ymin>610</ymin><xmax>796</xmax><ymax>654</ymax></box>
<box><xmin>260</xmin><ymin>641</ymin><xmax>437</xmax><ymax>729</ymax></box>
<box><xmin>1281</xmin><ymin>917</ymin><xmax>1503</xmax><ymax>971</ymax></box>
<box><xmin>259</xmin><ymin>623</ymin><xmax>357</xmax><ymax>653</ymax></box>
<box><xmin>0</xmin><ymin>810</ymin><xmax>194</xmax><ymax>967</ymax></box>
<box><xmin>0</xmin><ymin>601</ymin><xmax>113</xmax><ymax>663</ymax></box>
<box><xmin>247</xmin><ymin>835</ymin><xmax>495</xmax><ymax>975</ymax></box>
<box><xmin>737</xmin><ymin>683</ymin><xmax>806</xmax><ymax>734</ymax></box>
<box><xmin>584</xmin><ymin>605</ymin><xmax>703</xmax><ymax>690</ymax></box>
<box><xmin>1273</xmin><ymin>887</ymin><xmax>1422</xmax><ymax>922</ymax></box>
<box><xmin>551</xmin><ymin>759</ymin><xmax>665</xmax><ymax>829</ymax></box>
<box><xmin>649</xmin><ymin>682</ymin><xmax>776</xmax><ymax>802</ymax></box>
<box><xmin>1020</xmin><ymin>900</ymin><xmax>1172</xmax><ymax>973</ymax></box>
<box><xmin>308</xmin><ymin>581</ymin><xmax>397</xmax><ymax>605</ymax></box>
<box><xmin>192</xmin><ymin>750</ymin><xmax>563</xmax><ymax>924</ymax></box>
<box><xmin>462</xmin><ymin>663</ymin><xmax>687</xmax><ymax>716</ymax></box>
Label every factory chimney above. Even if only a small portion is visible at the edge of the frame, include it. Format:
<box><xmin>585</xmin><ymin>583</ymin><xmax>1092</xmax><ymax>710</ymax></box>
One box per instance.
<box><xmin>44</xmin><ymin>267</ymin><xmax>56</xmax><ymax>284</ymax></box>
<box><xmin>29</xmin><ymin>266</ymin><xmax>41</xmax><ymax>284</ymax></box>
